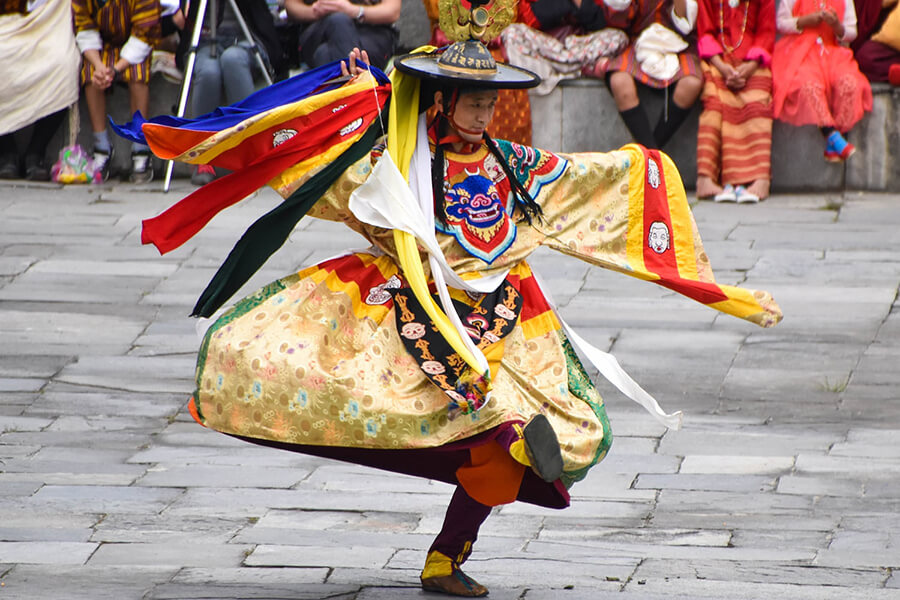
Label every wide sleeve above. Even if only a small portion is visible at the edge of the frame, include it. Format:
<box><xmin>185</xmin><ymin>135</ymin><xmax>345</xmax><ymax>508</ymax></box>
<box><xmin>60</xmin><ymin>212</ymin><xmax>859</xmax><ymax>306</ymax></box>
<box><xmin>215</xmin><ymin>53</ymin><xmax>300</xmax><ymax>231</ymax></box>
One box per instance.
<box><xmin>129</xmin><ymin>0</ymin><xmax>161</xmax><ymax>44</ymax></box>
<box><xmin>304</xmin><ymin>153</ymin><xmax>373</xmax><ymax>225</ymax></box>
<box><xmin>501</xmin><ymin>141</ymin><xmax>782</xmax><ymax>328</ymax></box>
<box><xmin>746</xmin><ymin>0</ymin><xmax>776</xmax><ymax>65</ymax></box>
<box><xmin>777</xmin><ymin>0</ymin><xmax>801</xmax><ymax>33</ymax></box>
<box><xmin>72</xmin><ymin>0</ymin><xmax>103</xmax><ymax>53</ymax></box>
<box><xmin>72</xmin><ymin>0</ymin><xmax>96</xmax><ymax>33</ymax></box>
<box><xmin>841</xmin><ymin>0</ymin><xmax>859</xmax><ymax>43</ymax></box>
<box><xmin>670</xmin><ymin>0</ymin><xmax>699</xmax><ymax>35</ymax></box>
<box><xmin>697</xmin><ymin>0</ymin><xmax>724</xmax><ymax>59</ymax></box>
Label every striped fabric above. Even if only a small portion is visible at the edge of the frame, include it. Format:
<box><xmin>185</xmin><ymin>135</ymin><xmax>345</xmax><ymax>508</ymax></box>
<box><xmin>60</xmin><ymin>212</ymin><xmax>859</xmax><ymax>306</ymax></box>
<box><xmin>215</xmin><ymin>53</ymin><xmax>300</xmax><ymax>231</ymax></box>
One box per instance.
<box><xmin>604</xmin><ymin>0</ymin><xmax>701</xmax><ymax>88</ymax></box>
<box><xmin>126</xmin><ymin>63</ymin><xmax>392</xmax><ymax>255</ymax></box>
<box><xmin>73</xmin><ymin>0</ymin><xmax>161</xmax><ymax>84</ymax></box>
<box><xmin>697</xmin><ymin>59</ymin><xmax>772</xmax><ymax>186</ymax></box>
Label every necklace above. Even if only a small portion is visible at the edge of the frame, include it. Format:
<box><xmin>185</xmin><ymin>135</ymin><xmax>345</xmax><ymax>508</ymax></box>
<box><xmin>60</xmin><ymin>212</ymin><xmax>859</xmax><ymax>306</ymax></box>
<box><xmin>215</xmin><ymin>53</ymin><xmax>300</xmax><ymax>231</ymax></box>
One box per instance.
<box><xmin>719</xmin><ymin>0</ymin><xmax>749</xmax><ymax>54</ymax></box>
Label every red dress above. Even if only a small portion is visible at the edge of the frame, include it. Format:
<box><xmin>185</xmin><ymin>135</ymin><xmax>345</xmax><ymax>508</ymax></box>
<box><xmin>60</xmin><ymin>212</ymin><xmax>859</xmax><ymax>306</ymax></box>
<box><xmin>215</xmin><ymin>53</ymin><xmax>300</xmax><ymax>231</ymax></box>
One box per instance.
<box><xmin>772</xmin><ymin>0</ymin><xmax>872</xmax><ymax>132</ymax></box>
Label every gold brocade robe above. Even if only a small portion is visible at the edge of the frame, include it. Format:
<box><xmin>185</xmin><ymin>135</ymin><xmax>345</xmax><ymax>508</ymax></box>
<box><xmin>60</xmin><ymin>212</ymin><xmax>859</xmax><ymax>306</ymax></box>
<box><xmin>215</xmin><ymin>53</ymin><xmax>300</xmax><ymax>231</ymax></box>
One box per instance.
<box><xmin>191</xmin><ymin>138</ymin><xmax>780</xmax><ymax>490</ymax></box>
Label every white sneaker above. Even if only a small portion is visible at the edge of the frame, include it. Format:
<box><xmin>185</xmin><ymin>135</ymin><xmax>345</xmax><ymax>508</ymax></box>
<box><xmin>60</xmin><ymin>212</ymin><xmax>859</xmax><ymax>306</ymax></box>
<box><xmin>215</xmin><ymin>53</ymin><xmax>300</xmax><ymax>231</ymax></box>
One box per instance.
<box><xmin>714</xmin><ymin>184</ymin><xmax>736</xmax><ymax>203</ymax></box>
<box><xmin>735</xmin><ymin>185</ymin><xmax>760</xmax><ymax>204</ymax></box>
<box><xmin>130</xmin><ymin>151</ymin><xmax>153</xmax><ymax>184</ymax></box>
<box><xmin>92</xmin><ymin>148</ymin><xmax>113</xmax><ymax>182</ymax></box>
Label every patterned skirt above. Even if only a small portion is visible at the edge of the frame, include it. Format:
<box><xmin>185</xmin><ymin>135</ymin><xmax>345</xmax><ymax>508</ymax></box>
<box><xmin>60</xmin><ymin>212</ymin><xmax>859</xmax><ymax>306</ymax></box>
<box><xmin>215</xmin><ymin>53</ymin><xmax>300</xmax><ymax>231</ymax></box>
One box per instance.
<box><xmin>697</xmin><ymin>59</ymin><xmax>773</xmax><ymax>185</ymax></box>
<box><xmin>190</xmin><ymin>251</ymin><xmax>612</xmax><ymax>507</ymax></box>
<box><xmin>772</xmin><ymin>33</ymin><xmax>873</xmax><ymax>132</ymax></box>
<box><xmin>605</xmin><ymin>42</ymin><xmax>702</xmax><ymax>89</ymax></box>
<box><xmin>80</xmin><ymin>45</ymin><xmax>153</xmax><ymax>85</ymax></box>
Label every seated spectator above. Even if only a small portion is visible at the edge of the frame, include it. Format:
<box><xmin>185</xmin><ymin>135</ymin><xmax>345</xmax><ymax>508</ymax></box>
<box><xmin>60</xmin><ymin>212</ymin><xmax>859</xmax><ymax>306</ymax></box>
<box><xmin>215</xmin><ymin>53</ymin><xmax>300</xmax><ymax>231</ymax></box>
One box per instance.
<box><xmin>284</xmin><ymin>0</ymin><xmax>400</xmax><ymax>71</ymax></box>
<box><xmin>604</xmin><ymin>0</ymin><xmax>704</xmax><ymax>149</ymax></box>
<box><xmin>178</xmin><ymin>0</ymin><xmax>285</xmax><ymax>185</ymax></box>
<box><xmin>73</xmin><ymin>0</ymin><xmax>162</xmax><ymax>183</ymax></box>
<box><xmin>853</xmin><ymin>0</ymin><xmax>900</xmax><ymax>83</ymax></box>
<box><xmin>773</xmin><ymin>0</ymin><xmax>873</xmax><ymax>161</ymax></box>
<box><xmin>501</xmin><ymin>0</ymin><xmax>629</xmax><ymax>94</ymax></box>
<box><xmin>0</xmin><ymin>0</ymin><xmax>80</xmax><ymax>180</ymax></box>
<box><xmin>695</xmin><ymin>0</ymin><xmax>775</xmax><ymax>203</ymax></box>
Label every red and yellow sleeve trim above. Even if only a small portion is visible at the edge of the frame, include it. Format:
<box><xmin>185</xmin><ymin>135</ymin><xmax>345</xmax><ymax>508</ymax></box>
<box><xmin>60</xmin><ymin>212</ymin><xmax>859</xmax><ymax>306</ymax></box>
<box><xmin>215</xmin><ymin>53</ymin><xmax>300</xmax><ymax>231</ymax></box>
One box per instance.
<box><xmin>623</xmin><ymin>144</ymin><xmax>782</xmax><ymax>328</ymax></box>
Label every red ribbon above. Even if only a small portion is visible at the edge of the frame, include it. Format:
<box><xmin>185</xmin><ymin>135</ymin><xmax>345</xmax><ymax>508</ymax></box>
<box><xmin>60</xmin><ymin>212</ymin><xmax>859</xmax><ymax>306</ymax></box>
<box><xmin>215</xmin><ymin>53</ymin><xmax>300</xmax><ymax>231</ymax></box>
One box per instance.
<box><xmin>141</xmin><ymin>85</ymin><xmax>389</xmax><ymax>254</ymax></box>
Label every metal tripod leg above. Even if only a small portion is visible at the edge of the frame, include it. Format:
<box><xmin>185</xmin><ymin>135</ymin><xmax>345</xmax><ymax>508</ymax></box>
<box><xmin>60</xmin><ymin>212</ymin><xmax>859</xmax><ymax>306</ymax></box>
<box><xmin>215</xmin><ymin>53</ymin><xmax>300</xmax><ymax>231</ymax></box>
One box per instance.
<box><xmin>162</xmin><ymin>0</ymin><xmax>273</xmax><ymax>192</ymax></box>
<box><xmin>162</xmin><ymin>0</ymin><xmax>209</xmax><ymax>193</ymax></box>
<box><xmin>229</xmin><ymin>0</ymin><xmax>274</xmax><ymax>89</ymax></box>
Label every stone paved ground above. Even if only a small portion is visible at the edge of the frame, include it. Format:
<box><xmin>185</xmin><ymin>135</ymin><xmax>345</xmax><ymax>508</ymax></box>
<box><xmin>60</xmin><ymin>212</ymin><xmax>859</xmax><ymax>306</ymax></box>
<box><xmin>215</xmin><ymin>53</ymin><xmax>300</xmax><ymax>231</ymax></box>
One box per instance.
<box><xmin>0</xmin><ymin>178</ymin><xmax>898</xmax><ymax>600</ymax></box>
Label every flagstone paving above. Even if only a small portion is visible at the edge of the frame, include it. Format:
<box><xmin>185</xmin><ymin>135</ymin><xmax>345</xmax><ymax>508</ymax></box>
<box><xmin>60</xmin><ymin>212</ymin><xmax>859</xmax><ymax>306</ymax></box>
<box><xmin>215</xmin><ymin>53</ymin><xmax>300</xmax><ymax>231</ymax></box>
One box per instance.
<box><xmin>0</xmin><ymin>179</ymin><xmax>898</xmax><ymax>599</ymax></box>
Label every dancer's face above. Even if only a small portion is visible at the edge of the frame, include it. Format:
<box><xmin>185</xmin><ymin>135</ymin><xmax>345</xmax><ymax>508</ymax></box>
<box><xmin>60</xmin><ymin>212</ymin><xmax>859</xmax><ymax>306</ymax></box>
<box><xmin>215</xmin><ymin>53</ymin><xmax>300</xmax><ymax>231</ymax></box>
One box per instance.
<box><xmin>435</xmin><ymin>89</ymin><xmax>499</xmax><ymax>144</ymax></box>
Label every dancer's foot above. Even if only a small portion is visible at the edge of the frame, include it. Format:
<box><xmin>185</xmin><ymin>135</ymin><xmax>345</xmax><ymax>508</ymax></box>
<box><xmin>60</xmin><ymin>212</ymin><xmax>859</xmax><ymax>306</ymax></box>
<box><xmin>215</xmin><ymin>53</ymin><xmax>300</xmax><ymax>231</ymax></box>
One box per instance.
<box><xmin>745</xmin><ymin>178</ymin><xmax>769</xmax><ymax>201</ymax></box>
<box><xmin>522</xmin><ymin>414</ymin><xmax>563</xmax><ymax>482</ymax></box>
<box><xmin>421</xmin><ymin>551</ymin><xmax>488</xmax><ymax>597</ymax></box>
<box><xmin>696</xmin><ymin>175</ymin><xmax>723</xmax><ymax>199</ymax></box>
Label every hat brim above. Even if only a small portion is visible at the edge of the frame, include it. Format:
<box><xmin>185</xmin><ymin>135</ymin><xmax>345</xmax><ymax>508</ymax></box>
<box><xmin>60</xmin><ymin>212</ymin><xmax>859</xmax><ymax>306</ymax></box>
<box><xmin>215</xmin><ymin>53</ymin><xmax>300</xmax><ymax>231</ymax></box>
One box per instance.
<box><xmin>394</xmin><ymin>53</ymin><xmax>541</xmax><ymax>90</ymax></box>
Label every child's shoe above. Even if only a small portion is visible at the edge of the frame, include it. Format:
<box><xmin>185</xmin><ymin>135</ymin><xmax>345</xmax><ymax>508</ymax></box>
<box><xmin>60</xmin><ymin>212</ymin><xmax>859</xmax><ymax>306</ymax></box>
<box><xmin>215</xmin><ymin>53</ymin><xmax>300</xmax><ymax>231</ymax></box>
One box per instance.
<box><xmin>92</xmin><ymin>147</ymin><xmax>113</xmax><ymax>182</ymax></box>
<box><xmin>130</xmin><ymin>150</ymin><xmax>154</xmax><ymax>183</ymax></box>
<box><xmin>824</xmin><ymin>131</ymin><xmax>855</xmax><ymax>162</ymax></box>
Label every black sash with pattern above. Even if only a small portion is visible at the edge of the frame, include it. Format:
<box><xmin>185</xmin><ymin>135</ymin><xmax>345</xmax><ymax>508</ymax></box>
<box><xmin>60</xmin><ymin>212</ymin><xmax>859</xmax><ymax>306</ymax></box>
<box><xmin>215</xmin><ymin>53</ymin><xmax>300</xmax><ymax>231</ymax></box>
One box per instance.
<box><xmin>390</xmin><ymin>277</ymin><xmax>522</xmax><ymax>416</ymax></box>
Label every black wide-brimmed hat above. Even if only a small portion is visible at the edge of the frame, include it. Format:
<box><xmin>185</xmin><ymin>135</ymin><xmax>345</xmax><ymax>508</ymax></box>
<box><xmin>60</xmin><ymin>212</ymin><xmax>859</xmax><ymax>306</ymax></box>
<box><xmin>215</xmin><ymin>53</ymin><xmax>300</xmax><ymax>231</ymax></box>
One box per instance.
<box><xmin>394</xmin><ymin>40</ymin><xmax>540</xmax><ymax>90</ymax></box>
<box><xmin>394</xmin><ymin>0</ymin><xmax>540</xmax><ymax>90</ymax></box>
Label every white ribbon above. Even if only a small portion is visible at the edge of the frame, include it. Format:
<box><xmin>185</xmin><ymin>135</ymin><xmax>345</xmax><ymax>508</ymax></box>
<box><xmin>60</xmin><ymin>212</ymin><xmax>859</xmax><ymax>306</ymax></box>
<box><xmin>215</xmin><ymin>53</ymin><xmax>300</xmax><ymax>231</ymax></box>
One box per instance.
<box><xmin>349</xmin><ymin>115</ymin><xmax>682</xmax><ymax>428</ymax></box>
<box><xmin>348</xmin><ymin>115</ymin><xmax>501</xmax><ymax>377</ymax></box>
<box><xmin>531</xmin><ymin>271</ymin><xmax>683</xmax><ymax>430</ymax></box>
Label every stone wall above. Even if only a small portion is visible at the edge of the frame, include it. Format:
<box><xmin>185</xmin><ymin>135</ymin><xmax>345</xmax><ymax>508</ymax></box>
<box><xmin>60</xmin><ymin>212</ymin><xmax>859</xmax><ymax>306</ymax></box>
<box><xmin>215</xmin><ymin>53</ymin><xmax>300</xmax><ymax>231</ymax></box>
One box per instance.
<box><xmin>846</xmin><ymin>84</ymin><xmax>900</xmax><ymax>192</ymax></box>
<box><xmin>34</xmin><ymin>1</ymin><xmax>899</xmax><ymax>193</ymax></box>
<box><xmin>530</xmin><ymin>78</ymin><xmax>900</xmax><ymax>193</ymax></box>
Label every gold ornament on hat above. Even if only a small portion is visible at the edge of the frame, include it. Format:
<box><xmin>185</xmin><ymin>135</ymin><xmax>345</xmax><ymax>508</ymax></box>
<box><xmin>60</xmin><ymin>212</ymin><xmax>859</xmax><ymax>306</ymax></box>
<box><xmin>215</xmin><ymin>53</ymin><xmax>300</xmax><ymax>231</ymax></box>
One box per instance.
<box><xmin>393</xmin><ymin>0</ymin><xmax>539</xmax><ymax>88</ymax></box>
<box><xmin>438</xmin><ymin>0</ymin><xmax>516</xmax><ymax>45</ymax></box>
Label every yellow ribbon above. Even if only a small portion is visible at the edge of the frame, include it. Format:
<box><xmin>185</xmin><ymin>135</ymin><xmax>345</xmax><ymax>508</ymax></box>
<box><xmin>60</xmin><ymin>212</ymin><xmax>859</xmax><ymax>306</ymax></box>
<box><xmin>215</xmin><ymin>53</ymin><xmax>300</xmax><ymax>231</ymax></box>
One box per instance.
<box><xmin>387</xmin><ymin>47</ymin><xmax>490</xmax><ymax>385</ymax></box>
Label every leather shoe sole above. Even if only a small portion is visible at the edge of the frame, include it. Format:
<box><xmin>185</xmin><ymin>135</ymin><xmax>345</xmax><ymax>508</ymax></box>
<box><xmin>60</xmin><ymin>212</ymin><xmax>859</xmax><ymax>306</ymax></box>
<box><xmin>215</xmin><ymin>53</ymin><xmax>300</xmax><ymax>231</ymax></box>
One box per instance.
<box><xmin>523</xmin><ymin>414</ymin><xmax>564</xmax><ymax>482</ymax></box>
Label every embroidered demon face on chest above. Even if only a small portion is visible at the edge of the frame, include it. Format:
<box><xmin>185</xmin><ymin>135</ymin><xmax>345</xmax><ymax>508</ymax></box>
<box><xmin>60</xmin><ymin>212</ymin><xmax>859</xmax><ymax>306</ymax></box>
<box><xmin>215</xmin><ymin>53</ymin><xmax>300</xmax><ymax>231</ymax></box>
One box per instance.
<box><xmin>438</xmin><ymin>167</ymin><xmax>516</xmax><ymax>264</ymax></box>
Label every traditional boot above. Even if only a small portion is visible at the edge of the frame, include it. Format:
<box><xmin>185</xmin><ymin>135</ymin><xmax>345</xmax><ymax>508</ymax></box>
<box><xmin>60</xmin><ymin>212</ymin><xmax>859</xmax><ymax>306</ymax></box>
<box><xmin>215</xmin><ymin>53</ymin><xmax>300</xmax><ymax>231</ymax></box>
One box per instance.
<box><xmin>421</xmin><ymin>550</ymin><xmax>489</xmax><ymax>597</ymax></box>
